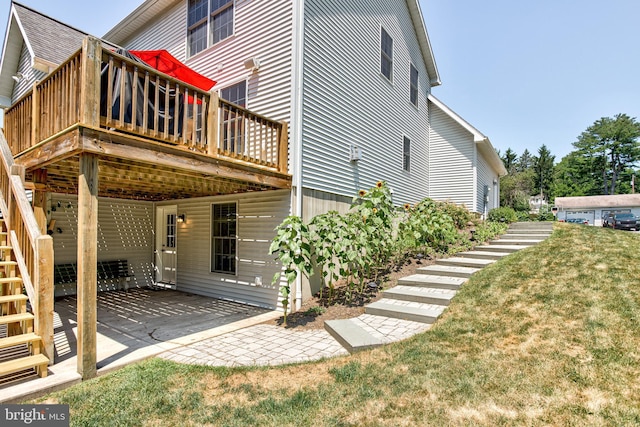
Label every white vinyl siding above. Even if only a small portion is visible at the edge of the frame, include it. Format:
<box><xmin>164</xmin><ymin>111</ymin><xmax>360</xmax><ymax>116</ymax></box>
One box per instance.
<box><xmin>50</xmin><ymin>194</ymin><xmax>155</xmax><ymax>294</ymax></box>
<box><xmin>118</xmin><ymin>0</ymin><xmax>294</xmax><ymax>125</ymax></box>
<box><xmin>428</xmin><ymin>102</ymin><xmax>475</xmax><ymax>210</ymax></box>
<box><xmin>302</xmin><ymin>0</ymin><xmax>430</xmax><ymax>204</ymax></box>
<box><xmin>476</xmin><ymin>151</ymin><xmax>498</xmax><ymax>213</ymax></box>
<box><xmin>165</xmin><ymin>189</ymin><xmax>291</xmax><ymax>309</ymax></box>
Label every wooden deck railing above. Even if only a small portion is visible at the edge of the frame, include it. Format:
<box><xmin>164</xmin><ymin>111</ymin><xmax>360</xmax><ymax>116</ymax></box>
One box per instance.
<box><xmin>0</xmin><ymin>129</ymin><xmax>54</xmax><ymax>360</ymax></box>
<box><xmin>3</xmin><ymin>37</ymin><xmax>288</xmax><ymax>174</ymax></box>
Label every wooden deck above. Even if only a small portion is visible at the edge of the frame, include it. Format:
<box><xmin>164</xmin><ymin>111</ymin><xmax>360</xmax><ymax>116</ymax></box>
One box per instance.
<box><xmin>3</xmin><ymin>37</ymin><xmax>291</xmax><ymax>201</ymax></box>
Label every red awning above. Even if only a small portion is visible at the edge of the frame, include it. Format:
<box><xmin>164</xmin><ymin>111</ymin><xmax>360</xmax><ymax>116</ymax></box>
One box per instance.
<box><xmin>130</xmin><ymin>49</ymin><xmax>216</xmax><ymax>92</ymax></box>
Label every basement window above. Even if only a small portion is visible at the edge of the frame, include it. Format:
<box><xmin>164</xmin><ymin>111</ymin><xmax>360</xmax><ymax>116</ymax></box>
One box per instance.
<box><xmin>211</xmin><ymin>202</ymin><xmax>237</xmax><ymax>274</ymax></box>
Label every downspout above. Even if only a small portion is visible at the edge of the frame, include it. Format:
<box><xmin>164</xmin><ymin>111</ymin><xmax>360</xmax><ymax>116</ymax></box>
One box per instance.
<box><xmin>291</xmin><ymin>0</ymin><xmax>305</xmax><ymax>311</ymax></box>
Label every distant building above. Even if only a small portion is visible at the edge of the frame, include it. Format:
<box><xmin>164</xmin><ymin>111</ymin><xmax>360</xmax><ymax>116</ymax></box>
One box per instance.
<box><xmin>554</xmin><ymin>194</ymin><xmax>640</xmax><ymax>226</ymax></box>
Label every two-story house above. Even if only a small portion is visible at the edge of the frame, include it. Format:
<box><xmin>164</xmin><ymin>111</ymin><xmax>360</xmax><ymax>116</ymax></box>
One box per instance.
<box><xmin>0</xmin><ymin>0</ymin><xmax>504</xmax><ymax>379</ymax></box>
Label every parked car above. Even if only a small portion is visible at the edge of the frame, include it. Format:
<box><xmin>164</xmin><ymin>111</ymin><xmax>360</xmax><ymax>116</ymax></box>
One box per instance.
<box><xmin>611</xmin><ymin>213</ymin><xmax>640</xmax><ymax>231</ymax></box>
<box><xmin>602</xmin><ymin>213</ymin><xmax>615</xmax><ymax>228</ymax></box>
<box><xmin>567</xmin><ymin>218</ymin><xmax>589</xmax><ymax>225</ymax></box>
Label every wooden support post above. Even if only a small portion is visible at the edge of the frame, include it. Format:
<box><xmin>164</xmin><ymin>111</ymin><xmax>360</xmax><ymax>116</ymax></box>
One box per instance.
<box><xmin>32</xmin><ymin>169</ymin><xmax>48</xmax><ymax>234</ymax></box>
<box><xmin>36</xmin><ymin>235</ymin><xmax>54</xmax><ymax>361</ymax></box>
<box><xmin>207</xmin><ymin>92</ymin><xmax>219</xmax><ymax>157</ymax></box>
<box><xmin>278</xmin><ymin>121</ymin><xmax>289</xmax><ymax>174</ymax></box>
<box><xmin>77</xmin><ymin>153</ymin><xmax>98</xmax><ymax>379</ymax></box>
<box><xmin>80</xmin><ymin>37</ymin><xmax>102</xmax><ymax>128</ymax></box>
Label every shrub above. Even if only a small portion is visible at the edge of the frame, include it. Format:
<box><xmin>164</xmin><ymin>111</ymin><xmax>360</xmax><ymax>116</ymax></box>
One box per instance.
<box><xmin>488</xmin><ymin>207</ymin><xmax>518</xmax><ymax>223</ymax></box>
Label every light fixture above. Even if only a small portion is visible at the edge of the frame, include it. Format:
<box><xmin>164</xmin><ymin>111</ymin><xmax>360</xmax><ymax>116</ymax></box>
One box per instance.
<box><xmin>177</xmin><ymin>214</ymin><xmax>186</xmax><ymax>223</ymax></box>
<box><xmin>12</xmin><ymin>72</ymin><xmax>23</xmax><ymax>83</ymax></box>
<box><xmin>243</xmin><ymin>57</ymin><xmax>261</xmax><ymax>71</ymax></box>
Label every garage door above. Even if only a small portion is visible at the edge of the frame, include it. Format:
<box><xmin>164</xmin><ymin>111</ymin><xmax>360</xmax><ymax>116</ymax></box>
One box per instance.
<box><xmin>566</xmin><ymin>210</ymin><xmax>595</xmax><ymax>225</ymax></box>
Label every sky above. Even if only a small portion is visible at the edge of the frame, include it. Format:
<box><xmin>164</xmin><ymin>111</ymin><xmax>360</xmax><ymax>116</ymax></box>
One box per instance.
<box><xmin>1</xmin><ymin>0</ymin><xmax>639</xmax><ymax>162</ymax></box>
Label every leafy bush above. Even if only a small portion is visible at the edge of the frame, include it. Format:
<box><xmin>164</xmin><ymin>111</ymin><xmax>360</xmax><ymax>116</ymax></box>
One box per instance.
<box><xmin>488</xmin><ymin>207</ymin><xmax>518</xmax><ymax>223</ymax></box>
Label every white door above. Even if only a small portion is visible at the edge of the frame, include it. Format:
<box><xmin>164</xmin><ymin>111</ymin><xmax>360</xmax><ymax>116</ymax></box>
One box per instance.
<box><xmin>155</xmin><ymin>206</ymin><xmax>177</xmax><ymax>285</ymax></box>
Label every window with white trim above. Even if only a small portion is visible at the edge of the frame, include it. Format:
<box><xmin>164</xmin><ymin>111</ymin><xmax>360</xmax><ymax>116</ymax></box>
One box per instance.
<box><xmin>403</xmin><ymin>136</ymin><xmax>411</xmax><ymax>172</ymax></box>
<box><xmin>410</xmin><ymin>63</ymin><xmax>418</xmax><ymax>107</ymax></box>
<box><xmin>211</xmin><ymin>202</ymin><xmax>237</xmax><ymax>274</ymax></box>
<box><xmin>380</xmin><ymin>27</ymin><xmax>393</xmax><ymax>80</ymax></box>
<box><xmin>188</xmin><ymin>0</ymin><xmax>234</xmax><ymax>57</ymax></box>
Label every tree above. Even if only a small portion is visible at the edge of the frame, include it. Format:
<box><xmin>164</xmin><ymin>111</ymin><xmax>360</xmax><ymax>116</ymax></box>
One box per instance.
<box><xmin>500</xmin><ymin>169</ymin><xmax>535</xmax><ymax>211</ymax></box>
<box><xmin>500</xmin><ymin>148</ymin><xmax>518</xmax><ymax>174</ymax></box>
<box><xmin>516</xmin><ymin>149</ymin><xmax>534</xmax><ymax>172</ymax></box>
<box><xmin>533</xmin><ymin>144</ymin><xmax>555</xmax><ymax>200</ymax></box>
<box><xmin>573</xmin><ymin>114</ymin><xmax>640</xmax><ymax>194</ymax></box>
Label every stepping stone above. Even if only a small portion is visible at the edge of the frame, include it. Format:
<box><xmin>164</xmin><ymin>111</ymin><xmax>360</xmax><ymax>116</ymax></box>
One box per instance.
<box><xmin>383</xmin><ymin>285</ymin><xmax>456</xmax><ymax>306</ymax></box>
<box><xmin>325</xmin><ymin>319</ymin><xmax>382</xmax><ymax>354</ymax></box>
<box><xmin>501</xmin><ymin>233</ymin><xmax>550</xmax><ymax>240</ymax></box>
<box><xmin>365</xmin><ymin>299</ymin><xmax>445</xmax><ymax>324</ymax></box>
<box><xmin>473</xmin><ymin>244</ymin><xmax>527</xmax><ymax>253</ymax></box>
<box><xmin>456</xmin><ymin>250</ymin><xmax>511</xmax><ymax>261</ymax></box>
<box><xmin>417</xmin><ymin>264</ymin><xmax>480</xmax><ymax>278</ymax></box>
<box><xmin>398</xmin><ymin>274</ymin><xmax>466</xmax><ymax>290</ymax></box>
<box><xmin>489</xmin><ymin>239</ymin><xmax>542</xmax><ymax>246</ymax></box>
<box><xmin>435</xmin><ymin>257</ymin><xmax>495</xmax><ymax>269</ymax></box>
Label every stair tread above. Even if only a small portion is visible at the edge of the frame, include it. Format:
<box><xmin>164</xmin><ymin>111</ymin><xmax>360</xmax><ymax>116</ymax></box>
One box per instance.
<box><xmin>399</xmin><ymin>274</ymin><xmax>467</xmax><ymax>285</ymax></box>
<box><xmin>0</xmin><ymin>312</ymin><xmax>34</xmax><ymax>325</ymax></box>
<box><xmin>0</xmin><ymin>294</ymin><xmax>28</xmax><ymax>304</ymax></box>
<box><xmin>0</xmin><ymin>333</ymin><xmax>41</xmax><ymax>350</ymax></box>
<box><xmin>457</xmin><ymin>250</ymin><xmax>511</xmax><ymax>258</ymax></box>
<box><xmin>0</xmin><ymin>277</ymin><xmax>23</xmax><ymax>283</ymax></box>
<box><xmin>436</xmin><ymin>257</ymin><xmax>496</xmax><ymax>267</ymax></box>
<box><xmin>384</xmin><ymin>286</ymin><xmax>456</xmax><ymax>305</ymax></box>
<box><xmin>0</xmin><ymin>354</ymin><xmax>48</xmax><ymax>377</ymax></box>
<box><xmin>366</xmin><ymin>299</ymin><xmax>445</xmax><ymax>323</ymax></box>
<box><xmin>325</xmin><ymin>319</ymin><xmax>382</xmax><ymax>353</ymax></box>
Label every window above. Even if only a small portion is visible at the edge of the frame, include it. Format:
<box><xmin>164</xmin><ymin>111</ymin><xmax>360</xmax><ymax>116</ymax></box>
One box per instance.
<box><xmin>403</xmin><ymin>136</ymin><xmax>410</xmax><ymax>172</ymax></box>
<box><xmin>211</xmin><ymin>202</ymin><xmax>237</xmax><ymax>274</ymax></box>
<box><xmin>380</xmin><ymin>28</ymin><xmax>393</xmax><ymax>80</ymax></box>
<box><xmin>410</xmin><ymin>63</ymin><xmax>418</xmax><ymax>107</ymax></box>
<box><xmin>219</xmin><ymin>81</ymin><xmax>246</xmax><ymax>153</ymax></box>
<box><xmin>188</xmin><ymin>0</ymin><xmax>234</xmax><ymax>57</ymax></box>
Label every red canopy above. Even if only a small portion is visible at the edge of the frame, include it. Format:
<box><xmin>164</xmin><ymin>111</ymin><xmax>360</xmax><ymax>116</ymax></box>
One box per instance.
<box><xmin>130</xmin><ymin>49</ymin><xmax>216</xmax><ymax>92</ymax></box>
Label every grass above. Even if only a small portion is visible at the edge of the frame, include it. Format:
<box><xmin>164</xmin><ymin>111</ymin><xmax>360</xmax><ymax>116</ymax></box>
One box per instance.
<box><xmin>33</xmin><ymin>223</ymin><xmax>640</xmax><ymax>426</ymax></box>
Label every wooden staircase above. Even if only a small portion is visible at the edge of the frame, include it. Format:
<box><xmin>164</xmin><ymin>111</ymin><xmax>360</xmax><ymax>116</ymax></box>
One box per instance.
<box><xmin>0</xmin><ymin>221</ymin><xmax>49</xmax><ymax>384</ymax></box>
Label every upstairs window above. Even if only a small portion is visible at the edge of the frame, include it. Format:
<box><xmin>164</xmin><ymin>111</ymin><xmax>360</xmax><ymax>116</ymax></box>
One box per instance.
<box><xmin>188</xmin><ymin>0</ymin><xmax>234</xmax><ymax>57</ymax></box>
<box><xmin>220</xmin><ymin>81</ymin><xmax>246</xmax><ymax>153</ymax></box>
<box><xmin>403</xmin><ymin>136</ymin><xmax>411</xmax><ymax>172</ymax></box>
<box><xmin>410</xmin><ymin>63</ymin><xmax>419</xmax><ymax>107</ymax></box>
<box><xmin>380</xmin><ymin>28</ymin><xmax>393</xmax><ymax>81</ymax></box>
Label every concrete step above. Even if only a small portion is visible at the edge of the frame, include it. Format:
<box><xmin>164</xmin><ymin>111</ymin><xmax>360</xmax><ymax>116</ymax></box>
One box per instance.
<box><xmin>501</xmin><ymin>233</ymin><xmax>550</xmax><ymax>240</ymax></box>
<box><xmin>505</xmin><ymin>228</ymin><xmax>552</xmax><ymax>234</ymax></box>
<box><xmin>436</xmin><ymin>257</ymin><xmax>495</xmax><ymax>269</ymax></box>
<box><xmin>325</xmin><ymin>319</ymin><xmax>382</xmax><ymax>354</ymax></box>
<box><xmin>365</xmin><ymin>299</ymin><xmax>446</xmax><ymax>324</ymax></box>
<box><xmin>417</xmin><ymin>264</ymin><xmax>480</xmax><ymax>278</ymax></box>
<box><xmin>397</xmin><ymin>274</ymin><xmax>467</xmax><ymax>290</ymax></box>
<box><xmin>473</xmin><ymin>244</ymin><xmax>527</xmax><ymax>254</ymax></box>
<box><xmin>383</xmin><ymin>285</ymin><xmax>456</xmax><ymax>306</ymax></box>
<box><xmin>508</xmin><ymin>222</ymin><xmax>553</xmax><ymax>230</ymax></box>
<box><xmin>456</xmin><ymin>250</ymin><xmax>511</xmax><ymax>260</ymax></box>
<box><xmin>489</xmin><ymin>239</ymin><xmax>542</xmax><ymax>246</ymax></box>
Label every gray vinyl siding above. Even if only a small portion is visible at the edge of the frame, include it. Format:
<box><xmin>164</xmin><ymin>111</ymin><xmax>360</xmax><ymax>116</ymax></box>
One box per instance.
<box><xmin>476</xmin><ymin>150</ymin><xmax>497</xmax><ymax>213</ymax></box>
<box><xmin>301</xmin><ymin>0</ymin><xmax>430</xmax><ymax>204</ymax></box>
<box><xmin>50</xmin><ymin>194</ymin><xmax>155</xmax><ymax>295</ymax></box>
<box><xmin>11</xmin><ymin>42</ymin><xmax>46</xmax><ymax>104</ymax></box>
<box><xmin>117</xmin><ymin>0</ymin><xmax>294</xmax><ymax>123</ymax></box>
<box><xmin>165</xmin><ymin>189</ymin><xmax>291</xmax><ymax>310</ymax></box>
<box><xmin>428</xmin><ymin>102</ymin><xmax>475</xmax><ymax>210</ymax></box>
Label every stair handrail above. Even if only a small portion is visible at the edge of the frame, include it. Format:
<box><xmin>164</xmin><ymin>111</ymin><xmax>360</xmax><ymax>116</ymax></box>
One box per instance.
<box><xmin>0</xmin><ymin>129</ymin><xmax>54</xmax><ymax>360</ymax></box>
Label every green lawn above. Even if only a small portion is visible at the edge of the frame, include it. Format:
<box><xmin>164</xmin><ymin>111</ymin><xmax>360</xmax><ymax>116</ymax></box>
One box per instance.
<box><xmin>35</xmin><ymin>223</ymin><xmax>640</xmax><ymax>426</ymax></box>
